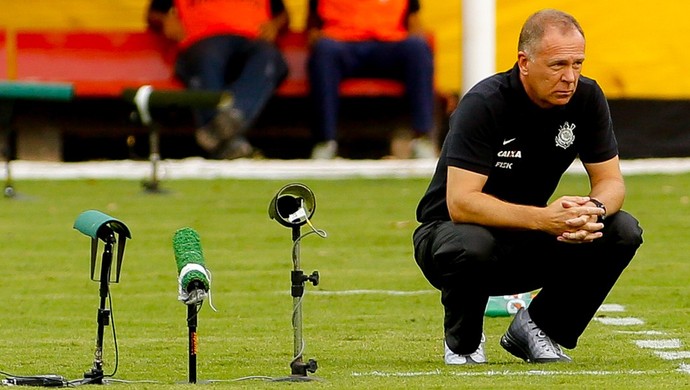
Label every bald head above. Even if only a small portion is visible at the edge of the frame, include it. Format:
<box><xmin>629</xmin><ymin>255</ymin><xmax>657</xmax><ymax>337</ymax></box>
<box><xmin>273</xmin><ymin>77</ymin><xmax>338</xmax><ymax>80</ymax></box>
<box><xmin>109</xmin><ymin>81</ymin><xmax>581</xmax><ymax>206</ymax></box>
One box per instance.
<box><xmin>518</xmin><ymin>9</ymin><xmax>585</xmax><ymax>59</ymax></box>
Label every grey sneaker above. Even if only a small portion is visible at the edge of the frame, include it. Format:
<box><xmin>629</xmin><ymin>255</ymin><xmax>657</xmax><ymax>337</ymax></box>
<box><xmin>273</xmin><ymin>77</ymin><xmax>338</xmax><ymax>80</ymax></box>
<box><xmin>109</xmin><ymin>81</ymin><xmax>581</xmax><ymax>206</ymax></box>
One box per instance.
<box><xmin>311</xmin><ymin>140</ymin><xmax>338</xmax><ymax>159</ymax></box>
<box><xmin>500</xmin><ymin>308</ymin><xmax>572</xmax><ymax>363</ymax></box>
<box><xmin>444</xmin><ymin>333</ymin><xmax>487</xmax><ymax>365</ymax></box>
<box><xmin>411</xmin><ymin>137</ymin><xmax>438</xmax><ymax>159</ymax></box>
<box><xmin>388</xmin><ymin>133</ymin><xmax>439</xmax><ymax>160</ymax></box>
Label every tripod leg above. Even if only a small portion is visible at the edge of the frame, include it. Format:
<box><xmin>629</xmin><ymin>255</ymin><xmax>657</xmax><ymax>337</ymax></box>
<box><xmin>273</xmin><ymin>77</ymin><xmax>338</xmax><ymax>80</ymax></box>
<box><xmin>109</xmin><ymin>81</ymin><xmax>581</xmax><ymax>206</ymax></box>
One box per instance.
<box><xmin>142</xmin><ymin>123</ymin><xmax>162</xmax><ymax>193</ymax></box>
<box><xmin>0</xmin><ymin>101</ymin><xmax>16</xmax><ymax>198</ymax></box>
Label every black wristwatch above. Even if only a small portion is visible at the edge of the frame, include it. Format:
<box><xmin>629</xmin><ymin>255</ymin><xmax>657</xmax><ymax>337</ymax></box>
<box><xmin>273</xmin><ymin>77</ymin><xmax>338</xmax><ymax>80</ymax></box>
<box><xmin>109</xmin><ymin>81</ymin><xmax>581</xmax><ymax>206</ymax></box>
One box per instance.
<box><xmin>589</xmin><ymin>198</ymin><xmax>606</xmax><ymax>223</ymax></box>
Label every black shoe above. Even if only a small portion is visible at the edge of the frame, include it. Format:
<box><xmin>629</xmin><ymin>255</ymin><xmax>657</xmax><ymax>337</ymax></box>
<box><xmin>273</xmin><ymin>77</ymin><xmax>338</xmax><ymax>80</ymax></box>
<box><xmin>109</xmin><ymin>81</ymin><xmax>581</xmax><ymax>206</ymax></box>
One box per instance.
<box><xmin>212</xmin><ymin>105</ymin><xmax>244</xmax><ymax>141</ymax></box>
<box><xmin>500</xmin><ymin>308</ymin><xmax>572</xmax><ymax>363</ymax></box>
<box><xmin>195</xmin><ymin>104</ymin><xmax>244</xmax><ymax>154</ymax></box>
<box><xmin>212</xmin><ymin>136</ymin><xmax>259</xmax><ymax>160</ymax></box>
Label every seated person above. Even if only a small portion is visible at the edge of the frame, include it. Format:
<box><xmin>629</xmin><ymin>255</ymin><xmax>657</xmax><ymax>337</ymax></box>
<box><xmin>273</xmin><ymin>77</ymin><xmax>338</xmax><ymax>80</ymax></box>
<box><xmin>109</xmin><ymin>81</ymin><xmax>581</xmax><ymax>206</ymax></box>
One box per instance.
<box><xmin>306</xmin><ymin>0</ymin><xmax>436</xmax><ymax>159</ymax></box>
<box><xmin>147</xmin><ymin>0</ymin><xmax>289</xmax><ymax>159</ymax></box>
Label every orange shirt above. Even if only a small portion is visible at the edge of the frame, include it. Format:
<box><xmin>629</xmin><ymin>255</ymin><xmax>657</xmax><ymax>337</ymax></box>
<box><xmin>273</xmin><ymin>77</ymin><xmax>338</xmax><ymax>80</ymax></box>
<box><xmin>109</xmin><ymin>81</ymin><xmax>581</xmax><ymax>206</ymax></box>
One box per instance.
<box><xmin>174</xmin><ymin>0</ymin><xmax>272</xmax><ymax>48</ymax></box>
<box><xmin>318</xmin><ymin>0</ymin><xmax>410</xmax><ymax>42</ymax></box>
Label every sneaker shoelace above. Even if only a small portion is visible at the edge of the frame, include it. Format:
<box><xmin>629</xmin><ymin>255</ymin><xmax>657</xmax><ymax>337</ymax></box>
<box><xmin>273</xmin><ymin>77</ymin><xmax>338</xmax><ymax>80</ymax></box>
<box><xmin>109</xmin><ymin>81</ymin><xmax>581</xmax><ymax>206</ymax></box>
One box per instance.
<box><xmin>529</xmin><ymin>320</ymin><xmax>561</xmax><ymax>355</ymax></box>
<box><xmin>536</xmin><ymin>330</ymin><xmax>559</xmax><ymax>354</ymax></box>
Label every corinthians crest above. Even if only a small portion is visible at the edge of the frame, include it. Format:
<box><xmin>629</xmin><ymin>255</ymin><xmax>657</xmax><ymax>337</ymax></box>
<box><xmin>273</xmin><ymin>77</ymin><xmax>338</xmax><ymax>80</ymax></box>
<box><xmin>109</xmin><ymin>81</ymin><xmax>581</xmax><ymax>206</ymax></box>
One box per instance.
<box><xmin>555</xmin><ymin>121</ymin><xmax>576</xmax><ymax>149</ymax></box>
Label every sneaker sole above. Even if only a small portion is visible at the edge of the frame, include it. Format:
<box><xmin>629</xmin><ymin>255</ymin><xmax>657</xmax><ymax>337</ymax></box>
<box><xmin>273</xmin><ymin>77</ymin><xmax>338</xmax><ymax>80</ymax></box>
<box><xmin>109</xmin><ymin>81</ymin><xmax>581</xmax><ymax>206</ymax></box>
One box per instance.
<box><xmin>445</xmin><ymin>357</ymin><xmax>486</xmax><ymax>365</ymax></box>
<box><xmin>500</xmin><ymin>332</ymin><xmax>530</xmax><ymax>362</ymax></box>
<box><xmin>500</xmin><ymin>332</ymin><xmax>571</xmax><ymax>363</ymax></box>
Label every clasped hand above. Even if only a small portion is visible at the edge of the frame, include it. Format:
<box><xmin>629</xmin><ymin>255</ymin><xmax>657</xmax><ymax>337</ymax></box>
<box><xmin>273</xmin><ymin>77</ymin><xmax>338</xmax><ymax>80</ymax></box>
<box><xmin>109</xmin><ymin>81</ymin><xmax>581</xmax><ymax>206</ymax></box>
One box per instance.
<box><xmin>548</xmin><ymin>196</ymin><xmax>605</xmax><ymax>244</ymax></box>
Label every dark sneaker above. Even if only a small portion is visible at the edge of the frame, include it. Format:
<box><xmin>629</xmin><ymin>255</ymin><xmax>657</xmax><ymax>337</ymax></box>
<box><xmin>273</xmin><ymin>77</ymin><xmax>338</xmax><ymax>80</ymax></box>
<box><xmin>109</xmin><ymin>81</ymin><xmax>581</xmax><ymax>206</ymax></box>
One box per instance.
<box><xmin>212</xmin><ymin>105</ymin><xmax>244</xmax><ymax>142</ymax></box>
<box><xmin>195</xmin><ymin>100</ymin><xmax>245</xmax><ymax>154</ymax></box>
<box><xmin>444</xmin><ymin>333</ymin><xmax>487</xmax><ymax>365</ymax></box>
<box><xmin>500</xmin><ymin>308</ymin><xmax>572</xmax><ymax>363</ymax></box>
<box><xmin>213</xmin><ymin>136</ymin><xmax>258</xmax><ymax>160</ymax></box>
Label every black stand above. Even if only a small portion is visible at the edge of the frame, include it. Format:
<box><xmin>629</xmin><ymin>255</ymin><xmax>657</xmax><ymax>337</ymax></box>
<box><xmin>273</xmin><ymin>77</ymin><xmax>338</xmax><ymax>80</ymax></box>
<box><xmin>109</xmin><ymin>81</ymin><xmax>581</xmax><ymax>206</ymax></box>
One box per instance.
<box><xmin>125</xmin><ymin>87</ymin><xmax>227</xmax><ymax>194</ymax></box>
<box><xmin>0</xmin><ymin>81</ymin><xmax>72</xmax><ymax>199</ymax></box>
<box><xmin>1</xmin><ymin>101</ymin><xmax>16</xmax><ymax>198</ymax></box>
<box><xmin>84</xmin><ymin>233</ymin><xmax>115</xmax><ymax>384</ymax></box>
<box><xmin>181</xmin><ymin>279</ymin><xmax>207</xmax><ymax>384</ymax></box>
<box><xmin>187</xmin><ymin>304</ymin><xmax>198</xmax><ymax>384</ymax></box>
<box><xmin>141</xmin><ymin>122</ymin><xmax>163</xmax><ymax>193</ymax></box>
<box><xmin>128</xmin><ymin>86</ymin><xmax>168</xmax><ymax>194</ymax></box>
<box><xmin>273</xmin><ymin>226</ymin><xmax>320</xmax><ymax>382</ymax></box>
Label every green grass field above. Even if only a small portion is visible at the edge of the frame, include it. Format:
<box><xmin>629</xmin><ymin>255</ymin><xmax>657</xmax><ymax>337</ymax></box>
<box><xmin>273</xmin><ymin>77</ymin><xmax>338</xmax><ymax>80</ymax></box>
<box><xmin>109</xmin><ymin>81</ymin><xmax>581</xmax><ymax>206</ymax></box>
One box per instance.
<box><xmin>0</xmin><ymin>174</ymin><xmax>688</xmax><ymax>389</ymax></box>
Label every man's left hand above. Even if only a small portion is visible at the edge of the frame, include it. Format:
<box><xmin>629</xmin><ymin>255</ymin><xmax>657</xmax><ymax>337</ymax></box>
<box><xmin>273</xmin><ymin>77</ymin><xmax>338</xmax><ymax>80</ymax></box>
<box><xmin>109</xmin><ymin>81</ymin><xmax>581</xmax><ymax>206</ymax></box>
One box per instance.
<box><xmin>557</xmin><ymin>198</ymin><xmax>605</xmax><ymax>243</ymax></box>
<box><xmin>258</xmin><ymin>22</ymin><xmax>279</xmax><ymax>42</ymax></box>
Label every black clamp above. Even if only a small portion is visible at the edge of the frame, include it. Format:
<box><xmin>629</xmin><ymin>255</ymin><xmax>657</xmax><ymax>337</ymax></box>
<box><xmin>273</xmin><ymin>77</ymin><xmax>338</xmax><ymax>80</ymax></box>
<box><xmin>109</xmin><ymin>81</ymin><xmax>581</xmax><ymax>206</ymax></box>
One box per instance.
<box><xmin>290</xmin><ymin>358</ymin><xmax>318</xmax><ymax>376</ymax></box>
<box><xmin>291</xmin><ymin>270</ymin><xmax>319</xmax><ymax>297</ymax></box>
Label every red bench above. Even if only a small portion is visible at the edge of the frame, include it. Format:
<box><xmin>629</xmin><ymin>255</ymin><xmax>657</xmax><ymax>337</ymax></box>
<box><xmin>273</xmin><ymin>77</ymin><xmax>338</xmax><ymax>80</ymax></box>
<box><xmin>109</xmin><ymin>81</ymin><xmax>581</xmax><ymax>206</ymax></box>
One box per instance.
<box><xmin>2</xmin><ymin>29</ymin><xmax>441</xmax><ymax>164</ymax></box>
<box><xmin>0</xmin><ymin>30</ymin><xmax>7</xmax><ymax>78</ymax></box>
<box><xmin>0</xmin><ymin>28</ymin><xmax>443</xmax><ymax>190</ymax></box>
<box><xmin>10</xmin><ymin>29</ymin><xmax>412</xmax><ymax>99</ymax></box>
<box><xmin>14</xmin><ymin>31</ymin><xmax>182</xmax><ymax>97</ymax></box>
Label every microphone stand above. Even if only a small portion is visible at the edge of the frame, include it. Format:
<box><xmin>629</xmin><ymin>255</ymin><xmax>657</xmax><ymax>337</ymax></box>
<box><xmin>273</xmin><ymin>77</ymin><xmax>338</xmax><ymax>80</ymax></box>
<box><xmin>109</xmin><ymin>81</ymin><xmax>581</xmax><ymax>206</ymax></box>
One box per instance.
<box><xmin>184</xmin><ymin>281</ymin><xmax>205</xmax><ymax>384</ymax></box>
<box><xmin>273</xmin><ymin>226</ymin><xmax>319</xmax><ymax>381</ymax></box>
<box><xmin>187</xmin><ymin>304</ymin><xmax>198</xmax><ymax>384</ymax></box>
<box><xmin>268</xmin><ymin>185</ymin><xmax>326</xmax><ymax>382</ymax></box>
<box><xmin>84</xmin><ymin>232</ymin><xmax>115</xmax><ymax>384</ymax></box>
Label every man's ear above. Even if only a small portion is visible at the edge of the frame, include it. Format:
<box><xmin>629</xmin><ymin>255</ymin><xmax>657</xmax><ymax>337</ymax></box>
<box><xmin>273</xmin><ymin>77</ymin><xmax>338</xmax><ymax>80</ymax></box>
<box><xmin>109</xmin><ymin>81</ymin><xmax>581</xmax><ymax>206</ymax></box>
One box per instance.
<box><xmin>517</xmin><ymin>51</ymin><xmax>529</xmax><ymax>76</ymax></box>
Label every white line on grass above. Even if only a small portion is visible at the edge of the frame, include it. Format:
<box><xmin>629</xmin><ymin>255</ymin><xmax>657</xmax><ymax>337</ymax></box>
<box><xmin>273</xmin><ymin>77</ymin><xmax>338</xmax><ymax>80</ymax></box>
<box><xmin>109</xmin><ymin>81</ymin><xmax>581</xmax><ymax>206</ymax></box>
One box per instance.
<box><xmin>309</xmin><ymin>289</ymin><xmax>435</xmax><ymax>296</ymax></box>
<box><xmin>352</xmin><ymin>369</ymin><xmax>442</xmax><ymax>377</ymax></box>
<box><xmin>9</xmin><ymin>157</ymin><xmax>690</xmax><ymax>180</ymax></box>
<box><xmin>593</xmin><ymin>317</ymin><xmax>645</xmax><ymax>326</ymax></box>
<box><xmin>679</xmin><ymin>363</ymin><xmax>690</xmax><ymax>375</ymax></box>
<box><xmin>616</xmin><ymin>330</ymin><xmax>666</xmax><ymax>335</ymax></box>
<box><xmin>598</xmin><ymin>304</ymin><xmax>625</xmax><ymax>312</ymax></box>
<box><xmin>593</xmin><ymin>305</ymin><xmax>688</xmax><ymax>376</ymax></box>
<box><xmin>654</xmin><ymin>351</ymin><xmax>690</xmax><ymax>360</ymax></box>
<box><xmin>351</xmin><ymin>369</ymin><xmax>668</xmax><ymax>378</ymax></box>
<box><xmin>634</xmin><ymin>339</ymin><xmax>681</xmax><ymax>349</ymax></box>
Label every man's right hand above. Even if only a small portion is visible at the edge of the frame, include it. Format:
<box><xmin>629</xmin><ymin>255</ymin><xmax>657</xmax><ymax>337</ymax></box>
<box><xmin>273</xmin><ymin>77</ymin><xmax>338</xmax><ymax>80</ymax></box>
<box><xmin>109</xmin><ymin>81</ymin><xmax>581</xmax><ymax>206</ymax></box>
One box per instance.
<box><xmin>162</xmin><ymin>8</ymin><xmax>185</xmax><ymax>42</ymax></box>
<box><xmin>545</xmin><ymin>196</ymin><xmax>605</xmax><ymax>243</ymax></box>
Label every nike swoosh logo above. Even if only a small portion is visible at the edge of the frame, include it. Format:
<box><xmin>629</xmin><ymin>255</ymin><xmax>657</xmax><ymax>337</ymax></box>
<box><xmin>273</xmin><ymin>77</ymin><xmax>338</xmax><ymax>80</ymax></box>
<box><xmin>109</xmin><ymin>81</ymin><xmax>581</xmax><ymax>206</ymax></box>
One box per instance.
<box><xmin>503</xmin><ymin>138</ymin><xmax>517</xmax><ymax>145</ymax></box>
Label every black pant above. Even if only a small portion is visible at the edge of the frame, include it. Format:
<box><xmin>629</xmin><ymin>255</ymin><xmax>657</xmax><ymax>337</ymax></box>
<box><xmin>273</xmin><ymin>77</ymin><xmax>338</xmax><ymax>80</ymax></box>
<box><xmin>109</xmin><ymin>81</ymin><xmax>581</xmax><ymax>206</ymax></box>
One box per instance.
<box><xmin>412</xmin><ymin>211</ymin><xmax>643</xmax><ymax>354</ymax></box>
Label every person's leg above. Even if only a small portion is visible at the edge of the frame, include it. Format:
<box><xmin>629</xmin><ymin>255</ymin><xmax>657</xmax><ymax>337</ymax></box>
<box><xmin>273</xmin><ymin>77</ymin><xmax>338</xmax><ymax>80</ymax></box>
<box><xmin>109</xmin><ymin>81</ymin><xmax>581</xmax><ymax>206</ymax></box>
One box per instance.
<box><xmin>356</xmin><ymin>37</ymin><xmax>436</xmax><ymax>158</ymax></box>
<box><xmin>414</xmin><ymin>222</ymin><xmax>499</xmax><ymax>355</ymax></box>
<box><xmin>414</xmin><ymin>221</ymin><xmax>571</xmax><ymax>355</ymax></box>
<box><xmin>227</xmin><ymin>39</ymin><xmax>288</xmax><ymax>130</ymax></box>
<box><xmin>175</xmin><ymin>35</ymin><xmax>237</xmax><ymax>127</ymax></box>
<box><xmin>413</xmin><ymin>222</ymin><xmax>490</xmax><ymax>354</ymax></box>
<box><xmin>308</xmin><ymin>38</ymin><xmax>350</xmax><ymax>144</ymax></box>
<box><xmin>175</xmin><ymin>35</ymin><xmax>248</xmax><ymax>155</ymax></box>
<box><xmin>385</xmin><ymin>36</ymin><xmax>434</xmax><ymax>136</ymax></box>
<box><xmin>527</xmin><ymin>210</ymin><xmax>643</xmax><ymax>349</ymax></box>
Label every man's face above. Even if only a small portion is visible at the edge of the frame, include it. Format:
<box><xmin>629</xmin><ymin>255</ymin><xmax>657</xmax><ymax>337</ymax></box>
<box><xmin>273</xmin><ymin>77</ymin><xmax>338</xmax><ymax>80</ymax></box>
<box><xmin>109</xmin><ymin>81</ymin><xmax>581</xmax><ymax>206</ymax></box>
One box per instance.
<box><xmin>518</xmin><ymin>26</ymin><xmax>586</xmax><ymax>108</ymax></box>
